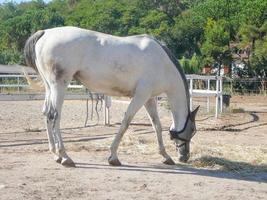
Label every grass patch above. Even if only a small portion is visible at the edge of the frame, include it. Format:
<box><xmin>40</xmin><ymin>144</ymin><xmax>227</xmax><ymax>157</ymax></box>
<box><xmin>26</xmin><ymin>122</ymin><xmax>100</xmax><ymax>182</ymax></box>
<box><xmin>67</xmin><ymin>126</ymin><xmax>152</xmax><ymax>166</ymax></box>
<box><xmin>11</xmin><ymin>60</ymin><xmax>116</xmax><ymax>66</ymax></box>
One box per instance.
<box><xmin>190</xmin><ymin>156</ymin><xmax>267</xmax><ymax>174</ymax></box>
<box><xmin>189</xmin><ymin>143</ymin><xmax>267</xmax><ymax>175</ymax></box>
<box><xmin>231</xmin><ymin>108</ymin><xmax>245</xmax><ymax>113</ymax></box>
<box><xmin>24</xmin><ymin>127</ymin><xmax>42</xmax><ymax>132</ymax></box>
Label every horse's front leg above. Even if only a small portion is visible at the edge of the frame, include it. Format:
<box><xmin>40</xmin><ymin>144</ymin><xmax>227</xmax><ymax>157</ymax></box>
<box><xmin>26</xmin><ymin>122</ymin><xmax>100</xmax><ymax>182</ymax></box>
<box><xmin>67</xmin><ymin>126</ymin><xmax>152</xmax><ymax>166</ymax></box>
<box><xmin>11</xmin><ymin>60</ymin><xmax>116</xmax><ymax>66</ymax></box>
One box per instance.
<box><xmin>108</xmin><ymin>82</ymin><xmax>151</xmax><ymax>166</ymax></box>
<box><xmin>144</xmin><ymin>98</ymin><xmax>175</xmax><ymax>165</ymax></box>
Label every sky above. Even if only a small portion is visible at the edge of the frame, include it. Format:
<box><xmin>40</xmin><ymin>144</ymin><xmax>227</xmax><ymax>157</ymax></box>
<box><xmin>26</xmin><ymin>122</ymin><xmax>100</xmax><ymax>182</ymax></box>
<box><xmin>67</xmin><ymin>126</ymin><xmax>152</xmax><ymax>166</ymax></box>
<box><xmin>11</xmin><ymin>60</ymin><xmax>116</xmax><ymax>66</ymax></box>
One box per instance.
<box><xmin>0</xmin><ymin>0</ymin><xmax>51</xmax><ymax>4</ymax></box>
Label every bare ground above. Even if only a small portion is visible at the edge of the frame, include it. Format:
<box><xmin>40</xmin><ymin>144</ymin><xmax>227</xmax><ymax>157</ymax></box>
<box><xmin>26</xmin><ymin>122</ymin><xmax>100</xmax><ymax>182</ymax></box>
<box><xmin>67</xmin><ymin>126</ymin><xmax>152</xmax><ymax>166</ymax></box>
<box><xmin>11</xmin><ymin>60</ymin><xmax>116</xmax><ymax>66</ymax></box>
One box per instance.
<box><xmin>0</xmin><ymin>95</ymin><xmax>267</xmax><ymax>200</ymax></box>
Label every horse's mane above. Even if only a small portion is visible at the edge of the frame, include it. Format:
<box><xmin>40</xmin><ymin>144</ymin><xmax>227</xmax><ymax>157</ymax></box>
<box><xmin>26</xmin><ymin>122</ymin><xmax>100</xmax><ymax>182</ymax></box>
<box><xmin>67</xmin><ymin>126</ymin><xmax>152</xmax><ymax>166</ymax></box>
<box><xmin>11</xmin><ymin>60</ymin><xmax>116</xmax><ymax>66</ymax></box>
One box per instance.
<box><xmin>153</xmin><ymin>39</ymin><xmax>190</xmax><ymax>111</ymax></box>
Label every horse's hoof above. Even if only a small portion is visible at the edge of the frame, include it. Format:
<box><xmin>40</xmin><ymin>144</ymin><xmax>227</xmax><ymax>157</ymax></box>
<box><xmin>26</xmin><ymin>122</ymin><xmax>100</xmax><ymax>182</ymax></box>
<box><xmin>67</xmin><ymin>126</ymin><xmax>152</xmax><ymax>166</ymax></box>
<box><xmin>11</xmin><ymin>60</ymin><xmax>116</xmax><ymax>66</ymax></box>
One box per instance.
<box><xmin>61</xmin><ymin>157</ymin><xmax>76</xmax><ymax>167</ymax></box>
<box><xmin>54</xmin><ymin>155</ymin><xmax>62</xmax><ymax>164</ymax></box>
<box><xmin>108</xmin><ymin>156</ymin><xmax>121</xmax><ymax>166</ymax></box>
<box><xmin>163</xmin><ymin>157</ymin><xmax>176</xmax><ymax>165</ymax></box>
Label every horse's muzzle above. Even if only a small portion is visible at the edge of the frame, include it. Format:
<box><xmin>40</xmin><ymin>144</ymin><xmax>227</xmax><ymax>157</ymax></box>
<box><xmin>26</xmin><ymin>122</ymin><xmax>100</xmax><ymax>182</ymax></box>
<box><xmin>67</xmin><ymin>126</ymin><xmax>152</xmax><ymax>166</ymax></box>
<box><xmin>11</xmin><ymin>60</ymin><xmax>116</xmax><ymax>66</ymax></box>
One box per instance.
<box><xmin>177</xmin><ymin>142</ymin><xmax>190</xmax><ymax>163</ymax></box>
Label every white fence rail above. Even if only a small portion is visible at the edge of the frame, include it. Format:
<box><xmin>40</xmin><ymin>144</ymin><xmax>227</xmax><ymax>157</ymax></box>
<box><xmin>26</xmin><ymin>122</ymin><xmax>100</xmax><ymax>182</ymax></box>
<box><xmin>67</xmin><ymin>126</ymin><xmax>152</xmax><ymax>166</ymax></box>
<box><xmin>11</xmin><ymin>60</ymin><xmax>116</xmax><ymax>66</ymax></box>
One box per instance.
<box><xmin>186</xmin><ymin>75</ymin><xmax>223</xmax><ymax>118</ymax></box>
<box><xmin>0</xmin><ymin>74</ymin><xmax>111</xmax><ymax>125</ymax></box>
<box><xmin>0</xmin><ymin>74</ymin><xmax>83</xmax><ymax>91</ymax></box>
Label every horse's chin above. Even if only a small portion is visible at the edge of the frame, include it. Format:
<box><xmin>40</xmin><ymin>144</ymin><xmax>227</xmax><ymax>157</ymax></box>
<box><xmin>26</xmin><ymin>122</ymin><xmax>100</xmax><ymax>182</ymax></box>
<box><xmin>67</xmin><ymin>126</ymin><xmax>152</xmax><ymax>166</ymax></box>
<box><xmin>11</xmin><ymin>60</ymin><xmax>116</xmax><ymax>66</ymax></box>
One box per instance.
<box><xmin>179</xmin><ymin>154</ymin><xmax>190</xmax><ymax>163</ymax></box>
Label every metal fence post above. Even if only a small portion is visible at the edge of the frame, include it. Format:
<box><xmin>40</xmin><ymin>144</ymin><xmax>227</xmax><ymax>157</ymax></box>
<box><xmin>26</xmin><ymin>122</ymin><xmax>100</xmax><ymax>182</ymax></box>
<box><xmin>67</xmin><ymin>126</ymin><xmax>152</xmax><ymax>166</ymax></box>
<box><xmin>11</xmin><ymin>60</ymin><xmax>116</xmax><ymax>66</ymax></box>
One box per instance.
<box><xmin>190</xmin><ymin>78</ymin><xmax>193</xmax><ymax>111</ymax></box>
<box><xmin>207</xmin><ymin>79</ymin><xmax>210</xmax><ymax>113</ymax></box>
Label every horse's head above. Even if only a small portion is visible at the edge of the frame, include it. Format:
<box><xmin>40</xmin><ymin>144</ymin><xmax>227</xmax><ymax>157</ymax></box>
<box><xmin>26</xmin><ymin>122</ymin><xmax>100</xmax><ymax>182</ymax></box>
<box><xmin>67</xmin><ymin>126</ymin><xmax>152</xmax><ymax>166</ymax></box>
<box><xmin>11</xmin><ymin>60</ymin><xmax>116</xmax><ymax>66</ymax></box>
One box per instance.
<box><xmin>170</xmin><ymin>106</ymin><xmax>200</xmax><ymax>162</ymax></box>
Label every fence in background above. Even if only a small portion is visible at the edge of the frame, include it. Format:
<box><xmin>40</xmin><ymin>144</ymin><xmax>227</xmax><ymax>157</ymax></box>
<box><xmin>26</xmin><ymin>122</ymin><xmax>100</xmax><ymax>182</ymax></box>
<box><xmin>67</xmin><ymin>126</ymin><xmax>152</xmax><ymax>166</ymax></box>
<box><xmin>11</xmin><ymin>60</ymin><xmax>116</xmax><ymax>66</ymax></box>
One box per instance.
<box><xmin>0</xmin><ymin>74</ymin><xmax>225</xmax><ymax>118</ymax></box>
<box><xmin>8</xmin><ymin>74</ymin><xmax>267</xmax><ymax>119</ymax></box>
<box><xmin>0</xmin><ymin>74</ymin><xmax>84</xmax><ymax>94</ymax></box>
<box><xmin>186</xmin><ymin>75</ymin><xmax>223</xmax><ymax>118</ymax></box>
<box><xmin>1</xmin><ymin>73</ymin><xmax>266</xmax><ymax>121</ymax></box>
<box><xmin>223</xmin><ymin>78</ymin><xmax>267</xmax><ymax>95</ymax></box>
<box><xmin>0</xmin><ymin>74</ymin><xmax>111</xmax><ymax>125</ymax></box>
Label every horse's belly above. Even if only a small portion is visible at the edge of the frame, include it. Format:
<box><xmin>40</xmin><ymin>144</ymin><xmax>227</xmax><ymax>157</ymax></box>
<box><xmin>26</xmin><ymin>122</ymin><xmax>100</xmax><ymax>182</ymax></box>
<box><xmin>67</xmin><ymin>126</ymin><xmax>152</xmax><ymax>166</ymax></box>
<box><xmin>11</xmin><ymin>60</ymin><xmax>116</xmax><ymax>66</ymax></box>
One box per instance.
<box><xmin>75</xmin><ymin>70</ymin><xmax>136</xmax><ymax>97</ymax></box>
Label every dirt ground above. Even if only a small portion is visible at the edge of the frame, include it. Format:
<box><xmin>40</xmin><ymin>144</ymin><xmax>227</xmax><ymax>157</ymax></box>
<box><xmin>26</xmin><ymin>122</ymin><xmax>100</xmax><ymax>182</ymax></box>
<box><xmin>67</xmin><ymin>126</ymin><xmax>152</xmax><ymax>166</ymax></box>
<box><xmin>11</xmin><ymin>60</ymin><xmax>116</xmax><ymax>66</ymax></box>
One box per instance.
<box><xmin>0</xmin><ymin>95</ymin><xmax>266</xmax><ymax>200</ymax></box>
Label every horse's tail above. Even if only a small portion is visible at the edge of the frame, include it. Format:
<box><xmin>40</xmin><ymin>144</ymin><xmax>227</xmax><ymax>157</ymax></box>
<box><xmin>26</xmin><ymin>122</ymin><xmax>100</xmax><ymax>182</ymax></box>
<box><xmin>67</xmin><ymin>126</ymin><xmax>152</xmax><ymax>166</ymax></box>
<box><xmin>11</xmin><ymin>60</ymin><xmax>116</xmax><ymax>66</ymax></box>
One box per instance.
<box><xmin>24</xmin><ymin>30</ymin><xmax>45</xmax><ymax>91</ymax></box>
<box><xmin>22</xmin><ymin>68</ymin><xmax>44</xmax><ymax>91</ymax></box>
<box><xmin>24</xmin><ymin>30</ymin><xmax>45</xmax><ymax>71</ymax></box>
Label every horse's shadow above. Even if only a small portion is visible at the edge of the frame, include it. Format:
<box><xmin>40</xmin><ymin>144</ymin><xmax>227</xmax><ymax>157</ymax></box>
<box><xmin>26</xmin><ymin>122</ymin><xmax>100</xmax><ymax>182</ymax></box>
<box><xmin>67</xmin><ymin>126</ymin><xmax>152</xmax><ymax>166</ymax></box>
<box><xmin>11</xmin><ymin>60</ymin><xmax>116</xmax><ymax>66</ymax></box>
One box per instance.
<box><xmin>74</xmin><ymin>156</ymin><xmax>267</xmax><ymax>183</ymax></box>
<box><xmin>200</xmin><ymin>111</ymin><xmax>267</xmax><ymax>132</ymax></box>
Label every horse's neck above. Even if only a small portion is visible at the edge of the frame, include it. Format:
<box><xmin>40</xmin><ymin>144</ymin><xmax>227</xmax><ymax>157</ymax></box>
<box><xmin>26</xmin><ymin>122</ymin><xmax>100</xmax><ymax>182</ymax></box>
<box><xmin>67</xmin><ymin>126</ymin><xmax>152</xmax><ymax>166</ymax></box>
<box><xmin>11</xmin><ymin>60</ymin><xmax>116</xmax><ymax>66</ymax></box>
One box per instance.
<box><xmin>166</xmin><ymin>76</ymin><xmax>190</xmax><ymax>131</ymax></box>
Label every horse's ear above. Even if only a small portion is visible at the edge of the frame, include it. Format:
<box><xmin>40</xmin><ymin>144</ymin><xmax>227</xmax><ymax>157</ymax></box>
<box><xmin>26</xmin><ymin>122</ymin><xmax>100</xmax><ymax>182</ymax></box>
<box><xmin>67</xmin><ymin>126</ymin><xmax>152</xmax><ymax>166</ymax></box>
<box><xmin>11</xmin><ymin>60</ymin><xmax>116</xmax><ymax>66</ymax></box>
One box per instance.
<box><xmin>190</xmin><ymin>105</ymin><xmax>200</xmax><ymax>121</ymax></box>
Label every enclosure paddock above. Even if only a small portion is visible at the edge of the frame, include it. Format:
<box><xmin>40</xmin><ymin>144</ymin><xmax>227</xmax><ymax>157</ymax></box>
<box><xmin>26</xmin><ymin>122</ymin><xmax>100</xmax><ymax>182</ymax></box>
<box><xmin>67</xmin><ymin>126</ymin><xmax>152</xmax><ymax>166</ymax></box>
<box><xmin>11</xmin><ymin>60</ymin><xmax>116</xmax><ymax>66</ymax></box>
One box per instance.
<box><xmin>187</xmin><ymin>75</ymin><xmax>223</xmax><ymax>118</ymax></box>
<box><xmin>0</xmin><ymin>67</ymin><xmax>266</xmax><ymax>199</ymax></box>
<box><xmin>0</xmin><ymin>73</ymin><xmax>224</xmax><ymax>120</ymax></box>
<box><xmin>0</xmin><ymin>95</ymin><xmax>266</xmax><ymax>199</ymax></box>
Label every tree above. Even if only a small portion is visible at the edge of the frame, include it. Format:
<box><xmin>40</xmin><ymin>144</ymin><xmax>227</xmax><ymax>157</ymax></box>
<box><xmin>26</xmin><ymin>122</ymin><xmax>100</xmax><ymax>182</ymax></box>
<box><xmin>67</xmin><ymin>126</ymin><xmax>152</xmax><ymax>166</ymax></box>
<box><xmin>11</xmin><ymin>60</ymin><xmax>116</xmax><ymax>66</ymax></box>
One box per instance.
<box><xmin>200</xmin><ymin>18</ymin><xmax>231</xmax><ymax>74</ymax></box>
<box><xmin>238</xmin><ymin>21</ymin><xmax>267</xmax><ymax>77</ymax></box>
<box><xmin>0</xmin><ymin>0</ymin><xmax>265</xmax><ymax>79</ymax></box>
<box><xmin>250</xmin><ymin>23</ymin><xmax>267</xmax><ymax>78</ymax></box>
<box><xmin>179</xmin><ymin>54</ymin><xmax>201</xmax><ymax>74</ymax></box>
<box><xmin>171</xmin><ymin>10</ymin><xmax>203</xmax><ymax>57</ymax></box>
<box><xmin>0</xmin><ymin>1</ymin><xmax>65</xmax><ymax>64</ymax></box>
<box><xmin>251</xmin><ymin>38</ymin><xmax>267</xmax><ymax>77</ymax></box>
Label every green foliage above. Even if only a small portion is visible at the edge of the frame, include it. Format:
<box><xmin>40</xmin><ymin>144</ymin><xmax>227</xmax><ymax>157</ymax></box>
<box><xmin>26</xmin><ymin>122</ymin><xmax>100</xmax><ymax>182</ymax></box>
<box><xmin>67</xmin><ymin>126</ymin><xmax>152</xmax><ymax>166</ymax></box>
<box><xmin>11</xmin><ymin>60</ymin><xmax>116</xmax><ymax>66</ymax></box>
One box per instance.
<box><xmin>179</xmin><ymin>54</ymin><xmax>201</xmax><ymax>74</ymax></box>
<box><xmin>0</xmin><ymin>0</ymin><xmax>266</xmax><ymax>77</ymax></box>
<box><xmin>0</xmin><ymin>0</ymin><xmax>65</xmax><ymax>64</ymax></box>
<box><xmin>0</xmin><ymin>49</ymin><xmax>23</xmax><ymax>64</ymax></box>
<box><xmin>201</xmin><ymin>18</ymin><xmax>231</xmax><ymax>65</ymax></box>
<box><xmin>66</xmin><ymin>0</ymin><xmax>124</xmax><ymax>34</ymax></box>
<box><xmin>251</xmin><ymin>37</ymin><xmax>267</xmax><ymax>77</ymax></box>
<box><xmin>238</xmin><ymin>0</ymin><xmax>267</xmax><ymax>27</ymax></box>
<box><xmin>172</xmin><ymin>10</ymin><xmax>204</xmax><ymax>56</ymax></box>
<box><xmin>237</xmin><ymin>16</ymin><xmax>267</xmax><ymax>77</ymax></box>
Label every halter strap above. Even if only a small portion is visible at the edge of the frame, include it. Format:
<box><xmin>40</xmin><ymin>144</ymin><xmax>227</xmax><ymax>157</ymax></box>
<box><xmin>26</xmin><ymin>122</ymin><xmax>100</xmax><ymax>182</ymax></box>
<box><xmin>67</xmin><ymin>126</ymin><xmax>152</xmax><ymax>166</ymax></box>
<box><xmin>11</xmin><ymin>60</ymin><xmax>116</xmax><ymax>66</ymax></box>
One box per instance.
<box><xmin>169</xmin><ymin>112</ymin><xmax>191</xmax><ymax>142</ymax></box>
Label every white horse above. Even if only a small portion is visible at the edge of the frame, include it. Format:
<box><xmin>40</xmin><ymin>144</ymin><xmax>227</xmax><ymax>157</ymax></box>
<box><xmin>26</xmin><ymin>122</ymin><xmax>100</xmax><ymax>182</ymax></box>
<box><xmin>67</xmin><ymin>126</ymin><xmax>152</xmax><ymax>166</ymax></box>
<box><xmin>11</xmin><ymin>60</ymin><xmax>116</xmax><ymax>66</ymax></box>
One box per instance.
<box><xmin>24</xmin><ymin>26</ymin><xmax>199</xmax><ymax>167</ymax></box>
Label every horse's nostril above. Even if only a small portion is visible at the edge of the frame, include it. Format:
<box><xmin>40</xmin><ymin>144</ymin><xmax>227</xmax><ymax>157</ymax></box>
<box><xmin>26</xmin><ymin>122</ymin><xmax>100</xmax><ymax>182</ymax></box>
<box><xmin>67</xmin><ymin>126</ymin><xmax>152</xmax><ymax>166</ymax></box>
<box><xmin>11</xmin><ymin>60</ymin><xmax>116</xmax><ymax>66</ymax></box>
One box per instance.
<box><xmin>178</xmin><ymin>143</ymin><xmax>189</xmax><ymax>155</ymax></box>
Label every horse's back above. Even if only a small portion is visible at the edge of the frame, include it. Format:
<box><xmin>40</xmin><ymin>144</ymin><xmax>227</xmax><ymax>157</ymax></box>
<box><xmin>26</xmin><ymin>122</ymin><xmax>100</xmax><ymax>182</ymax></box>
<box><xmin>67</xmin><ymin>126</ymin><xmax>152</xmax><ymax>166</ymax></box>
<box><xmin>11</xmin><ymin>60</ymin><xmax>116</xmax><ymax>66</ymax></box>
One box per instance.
<box><xmin>37</xmin><ymin>26</ymin><xmax>168</xmax><ymax>69</ymax></box>
<box><xmin>35</xmin><ymin>26</ymin><xmax>177</xmax><ymax>96</ymax></box>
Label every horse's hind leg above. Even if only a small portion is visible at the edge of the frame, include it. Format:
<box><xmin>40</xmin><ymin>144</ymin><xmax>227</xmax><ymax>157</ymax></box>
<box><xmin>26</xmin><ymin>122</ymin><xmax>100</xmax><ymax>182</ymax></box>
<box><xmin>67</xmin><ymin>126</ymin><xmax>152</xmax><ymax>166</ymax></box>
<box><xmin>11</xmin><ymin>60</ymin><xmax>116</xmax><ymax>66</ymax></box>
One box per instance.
<box><xmin>42</xmin><ymin>80</ymin><xmax>50</xmax><ymax>115</ymax></box>
<box><xmin>46</xmin><ymin>79</ymin><xmax>75</xmax><ymax>167</ymax></box>
<box><xmin>42</xmin><ymin>82</ymin><xmax>59</xmax><ymax>161</ymax></box>
<box><xmin>37</xmin><ymin>71</ymin><xmax>60</xmax><ymax>162</ymax></box>
<box><xmin>144</xmin><ymin>98</ymin><xmax>175</xmax><ymax>165</ymax></box>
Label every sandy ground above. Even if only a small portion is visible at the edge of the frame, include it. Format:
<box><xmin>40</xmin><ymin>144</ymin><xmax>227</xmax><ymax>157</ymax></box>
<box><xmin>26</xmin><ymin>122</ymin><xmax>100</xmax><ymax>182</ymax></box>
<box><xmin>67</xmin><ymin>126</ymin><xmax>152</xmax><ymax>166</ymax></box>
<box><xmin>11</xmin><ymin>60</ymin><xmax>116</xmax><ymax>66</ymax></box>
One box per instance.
<box><xmin>0</xmin><ymin>95</ymin><xmax>267</xmax><ymax>200</ymax></box>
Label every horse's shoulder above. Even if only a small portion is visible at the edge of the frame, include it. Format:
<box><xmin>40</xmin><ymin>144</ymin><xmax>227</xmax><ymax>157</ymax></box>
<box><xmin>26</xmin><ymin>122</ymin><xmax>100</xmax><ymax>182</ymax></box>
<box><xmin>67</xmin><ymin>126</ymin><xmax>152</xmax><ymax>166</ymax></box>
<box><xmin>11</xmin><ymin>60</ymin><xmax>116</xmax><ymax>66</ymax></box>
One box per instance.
<box><xmin>124</xmin><ymin>34</ymin><xmax>158</xmax><ymax>51</ymax></box>
<box><xmin>127</xmin><ymin>34</ymin><xmax>155</xmax><ymax>42</ymax></box>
